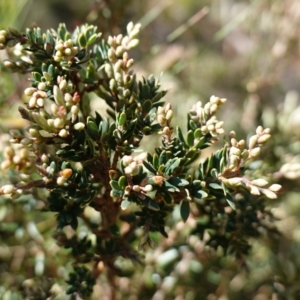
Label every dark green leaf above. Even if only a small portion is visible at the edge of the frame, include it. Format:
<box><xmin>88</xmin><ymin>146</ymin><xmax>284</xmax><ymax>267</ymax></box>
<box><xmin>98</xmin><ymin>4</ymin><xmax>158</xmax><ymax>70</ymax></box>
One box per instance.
<box><xmin>143</xmin><ymin>161</ymin><xmax>157</xmax><ymax>174</ymax></box>
<box><xmin>180</xmin><ymin>200</ymin><xmax>190</xmax><ymax>222</ymax></box>
<box><xmin>209</xmin><ymin>183</ymin><xmax>223</xmax><ymax>190</ymax></box>
<box><xmin>145</xmin><ymin>199</ymin><xmax>160</xmax><ymax>211</ymax></box>
<box><xmin>168</xmin><ymin>177</ymin><xmax>189</xmax><ymax>187</ymax></box>
<box><xmin>176</xmin><ymin>126</ymin><xmax>188</xmax><ymax>149</ymax></box>
<box><xmin>110</xmin><ymin>180</ymin><xmax>122</xmax><ymax>191</ymax></box>
<box><xmin>186</xmin><ymin>130</ymin><xmax>194</xmax><ymax>147</ymax></box>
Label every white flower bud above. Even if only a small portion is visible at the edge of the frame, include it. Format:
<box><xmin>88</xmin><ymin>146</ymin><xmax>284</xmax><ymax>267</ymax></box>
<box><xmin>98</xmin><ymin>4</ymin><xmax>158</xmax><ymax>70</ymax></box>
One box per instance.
<box><xmin>127</xmin><ymin>38</ymin><xmax>139</xmax><ymax>49</ymax></box>
<box><xmin>144</xmin><ymin>184</ymin><xmax>153</xmax><ymax>192</ymax></box>
<box><xmin>59</xmin><ymin>129</ymin><xmax>68</xmax><ymax>138</ymax></box>
<box><xmin>256</xmin><ymin>126</ymin><xmax>263</xmax><ymax>134</ymax></box>
<box><xmin>1</xmin><ymin>160</ymin><xmax>11</xmax><ymax>170</ymax></box>
<box><xmin>251</xmin><ymin>179</ymin><xmax>268</xmax><ymax>187</ymax></box>
<box><xmin>261</xmin><ymin>189</ymin><xmax>277</xmax><ymax>199</ymax></box>
<box><xmin>59</xmin><ymin>79</ymin><xmax>67</xmax><ymax>91</ymax></box>
<box><xmin>54</xmin><ymin>118</ymin><xmax>65</xmax><ymax>129</ymax></box>
<box><xmin>56</xmin><ymin>176</ymin><xmax>66</xmax><ymax>186</ymax></box>
<box><xmin>210</xmin><ymin>104</ymin><xmax>218</xmax><ymax>114</ymax></box>
<box><xmin>229</xmin><ymin>147</ymin><xmax>241</xmax><ymax>156</ymax></box>
<box><xmin>225</xmin><ymin>177</ymin><xmax>243</xmax><ymax>186</ymax></box>
<box><xmin>41</xmin><ymin>154</ymin><xmax>49</xmax><ymax>163</ymax></box>
<box><xmin>4</xmin><ymin>146</ymin><xmax>14</xmax><ymax>158</ymax></box>
<box><xmin>207</xmin><ymin>124</ymin><xmax>215</xmax><ymax>132</ymax></box>
<box><xmin>249</xmin><ymin>185</ymin><xmax>260</xmax><ymax>195</ymax></box>
<box><xmin>210</xmin><ymin>95</ymin><xmax>219</xmax><ymax>104</ymax></box>
<box><xmin>74</xmin><ymin>122</ymin><xmax>85</xmax><ymax>131</ymax></box>
<box><xmin>248</xmin><ymin>135</ymin><xmax>258</xmax><ymax>149</ymax></box>
<box><xmin>215</xmin><ymin>121</ymin><xmax>224</xmax><ymax>129</ymax></box>
<box><xmin>20</xmin><ymin>148</ymin><xmax>29</xmax><ymax>159</ymax></box>
<box><xmin>268</xmin><ymin>184</ymin><xmax>281</xmax><ymax>192</ymax></box>
<box><xmin>28</xmin><ymin>97</ymin><xmax>37</xmax><ymax>108</ymax></box>
<box><xmin>2</xmin><ymin>184</ymin><xmax>15</xmax><ymax>194</ymax></box>
<box><xmin>36</xmin><ymin>98</ymin><xmax>44</xmax><ymax>107</ymax></box>
<box><xmin>132</xmin><ymin>185</ymin><xmax>141</xmax><ymax>192</ymax></box>
<box><xmin>24</xmin><ymin>87</ymin><xmax>37</xmax><ymax>96</ymax></box>
<box><xmin>71</xmin><ymin>105</ymin><xmax>79</xmax><ymax>114</ymax></box>
<box><xmin>122</xmin><ymin>155</ymin><xmax>133</xmax><ymax>166</ymax></box>
<box><xmin>115</xmin><ymin>46</ymin><xmax>124</xmax><ymax>57</ymax></box>
<box><xmin>38</xmin><ymin>82</ymin><xmax>46</xmax><ymax>91</ymax></box>
<box><xmin>166</xmin><ymin>110</ymin><xmax>173</xmax><ymax>121</ymax></box>
<box><xmin>250</xmin><ymin>147</ymin><xmax>261</xmax><ymax>157</ymax></box>
<box><xmin>124</xmin><ymin>166</ymin><xmax>133</xmax><ymax>175</ymax></box>
<box><xmin>13</xmin><ymin>155</ymin><xmax>22</xmax><ymax>164</ymax></box>
<box><xmin>64</xmin><ymin>48</ymin><xmax>72</xmax><ymax>56</ymax></box>
<box><xmin>257</xmin><ymin>134</ymin><xmax>271</xmax><ymax>144</ymax></box>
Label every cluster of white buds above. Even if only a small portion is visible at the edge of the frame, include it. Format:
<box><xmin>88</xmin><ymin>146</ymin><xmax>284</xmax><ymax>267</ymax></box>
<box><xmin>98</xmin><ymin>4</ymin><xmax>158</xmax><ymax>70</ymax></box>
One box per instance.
<box><xmin>122</xmin><ymin>152</ymin><xmax>147</xmax><ymax>176</ymax></box>
<box><xmin>56</xmin><ymin>168</ymin><xmax>73</xmax><ymax>186</ymax></box>
<box><xmin>107</xmin><ymin>22</ymin><xmax>141</xmax><ymax>63</ymax></box>
<box><xmin>157</xmin><ymin>103</ymin><xmax>173</xmax><ymax>138</ymax></box>
<box><xmin>123</xmin><ymin>182</ymin><xmax>154</xmax><ymax>201</ymax></box>
<box><xmin>220</xmin><ymin>125</ymin><xmax>281</xmax><ymax>199</ymax></box>
<box><xmin>226</xmin><ymin>132</ymin><xmax>248</xmax><ymax>172</ymax></box>
<box><xmin>190</xmin><ymin>96</ymin><xmax>226</xmax><ymax>137</ymax></box>
<box><xmin>247</xmin><ymin>126</ymin><xmax>271</xmax><ymax>158</ymax></box>
<box><xmin>280</xmin><ymin>163</ymin><xmax>300</xmax><ymax>180</ymax></box>
<box><xmin>0</xmin><ymin>29</ymin><xmax>7</xmax><ymax>49</ymax></box>
<box><xmin>222</xmin><ymin>176</ymin><xmax>281</xmax><ymax>199</ymax></box>
<box><xmin>24</xmin><ymin>86</ymin><xmax>48</xmax><ymax>109</ymax></box>
<box><xmin>25</xmin><ymin>79</ymin><xmax>81</xmax><ymax>137</ymax></box>
<box><xmin>1</xmin><ymin>144</ymin><xmax>35</xmax><ymax>175</ymax></box>
<box><xmin>105</xmin><ymin>23</ymin><xmax>140</xmax><ymax>100</ymax></box>
<box><xmin>54</xmin><ymin>39</ymin><xmax>78</xmax><ymax>63</ymax></box>
<box><xmin>225</xmin><ymin>126</ymin><xmax>271</xmax><ymax>173</ymax></box>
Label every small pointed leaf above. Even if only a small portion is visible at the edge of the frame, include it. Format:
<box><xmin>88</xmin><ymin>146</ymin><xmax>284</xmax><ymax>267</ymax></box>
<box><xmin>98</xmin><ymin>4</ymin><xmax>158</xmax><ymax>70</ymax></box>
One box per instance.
<box><xmin>180</xmin><ymin>200</ymin><xmax>190</xmax><ymax>222</ymax></box>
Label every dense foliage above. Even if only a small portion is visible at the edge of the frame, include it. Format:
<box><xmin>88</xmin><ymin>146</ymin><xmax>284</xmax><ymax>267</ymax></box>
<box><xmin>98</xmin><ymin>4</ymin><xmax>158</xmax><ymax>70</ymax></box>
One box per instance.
<box><xmin>0</xmin><ymin>19</ymin><xmax>284</xmax><ymax>299</ymax></box>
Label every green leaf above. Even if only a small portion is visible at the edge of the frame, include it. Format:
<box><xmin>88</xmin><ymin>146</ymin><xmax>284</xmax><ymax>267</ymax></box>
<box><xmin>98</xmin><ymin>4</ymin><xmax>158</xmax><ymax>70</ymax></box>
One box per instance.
<box><xmin>32</xmin><ymin>72</ymin><xmax>42</xmax><ymax>82</ymax></box>
<box><xmin>145</xmin><ymin>199</ymin><xmax>160</xmax><ymax>211</ymax></box>
<box><xmin>99</xmin><ymin>119</ymin><xmax>108</xmax><ymax>136</ymax></box>
<box><xmin>78</xmin><ymin>32</ymin><xmax>87</xmax><ymax>47</ymax></box>
<box><xmin>118</xmin><ymin>176</ymin><xmax>127</xmax><ymax>189</ymax></box>
<box><xmin>150</xmin><ymin>123</ymin><xmax>162</xmax><ymax>133</ymax></box>
<box><xmin>118</xmin><ymin>111</ymin><xmax>126</xmax><ymax>126</ymax></box>
<box><xmin>168</xmin><ymin>177</ymin><xmax>189</xmax><ymax>187</ymax></box>
<box><xmin>143</xmin><ymin>161</ymin><xmax>157</xmax><ymax>174</ymax></box>
<box><xmin>159</xmin><ymin>150</ymin><xmax>167</xmax><ymax>165</ymax></box>
<box><xmin>109</xmin><ymin>224</ymin><xmax>120</xmax><ymax>236</ymax></box>
<box><xmin>192</xmin><ymin>189</ymin><xmax>208</xmax><ymax>199</ymax></box>
<box><xmin>180</xmin><ymin>200</ymin><xmax>190</xmax><ymax>222</ymax></box>
<box><xmin>176</xmin><ymin>126</ymin><xmax>188</xmax><ymax>149</ymax></box>
<box><xmin>163</xmin><ymin>191</ymin><xmax>173</xmax><ymax>205</ymax></box>
<box><xmin>57</xmin><ymin>23</ymin><xmax>67</xmax><ymax>40</ymax></box>
<box><xmin>194</xmin><ymin>137</ymin><xmax>206</xmax><ymax>150</ymax></box>
<box><xmin>164</xmin><ymin>180</ymin><xmax>179</xmax><ymax>192</ymax></box>
<box><xmin>210</xmin><ymin>168</ymin><xmax>218</xmax><ymax>178</ymax></box>
<box><xmin>123</xmin><ymin>119</ymin><xmax>137</xmax><ymax>140</ymax></box>
<box><xmin>153</xmin><ymin>154</ymin><xmax>159</xmax><ymax>169</ymax></box>
<box><xmin>121</xmin><ymin>200</ymin><xmax>131</xmax><ymax>210</ymax></box>
<box><xmin>186</xmin><ymin>130</ymin><xmax>194</xmax><ymax>147</ymax></box>
<box><xmin>209</xmin><ymin>183</ymin><xmax>223</xmax><ymax>190</ymax></box>
<box><xmin>226</xmin><ymin>195</ymin><xmax>236</xmax><ymax>210</ymax></box>
<box><xmin>87</xmin><ymin>33</ymin><xmax>98</xmax><ymax>46</ymax></box>
<box><xmin>142</xmin><ymin>99</ymin><xmax>152</xmax><ymax>113</ymax></box>
<box><xmin>86</xmin><ymin>117</ymin><xmax>99</xmax><ymax>139</ymax></box>
<box><xmin>164</xmin><ymin>158</ymin><xmax>181</xmax><ymax>175</ymax></box>
<box><xmin>110</xmin><ymin>180</ymin><xmax>122</xmax><ymax>191</ymax></box>
<box><xmin>189</xmin><ymin>119</ymin><xmax>198</xmax><ymax>131</ymax></box>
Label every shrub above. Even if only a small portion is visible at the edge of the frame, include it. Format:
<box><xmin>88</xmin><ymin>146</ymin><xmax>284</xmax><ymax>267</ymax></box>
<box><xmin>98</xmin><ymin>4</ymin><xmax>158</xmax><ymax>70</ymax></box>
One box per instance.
<box><xmin>0</xmin><ymin>22</ymin><xmax>281</xmax><ymax>299</ymax></box>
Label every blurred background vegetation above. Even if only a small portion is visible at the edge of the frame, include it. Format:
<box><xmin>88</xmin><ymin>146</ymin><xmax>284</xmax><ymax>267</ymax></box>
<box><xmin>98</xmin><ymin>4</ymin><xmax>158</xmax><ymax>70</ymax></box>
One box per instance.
<box><xmin>1</xmin><ymin>0</ymin><xmax>300</xmax><ymax>299</ymax></box>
